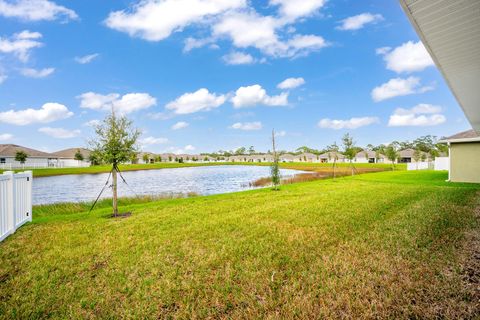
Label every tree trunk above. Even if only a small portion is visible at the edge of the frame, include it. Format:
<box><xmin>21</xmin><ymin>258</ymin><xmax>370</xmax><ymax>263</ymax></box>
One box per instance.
<box><xmin>112</xmin><ymin>164</ymin><xmax>118</xmax><ymax>217</ymax></box>
<box><xmin>333</xmin><ymin>159</ymin><xmax>336</xmax><ymax>179</ymax></box>
<box><xmin>351</xmin><ymin>161</ymin><xmax>354</xmax><ymax>176</ymax></box>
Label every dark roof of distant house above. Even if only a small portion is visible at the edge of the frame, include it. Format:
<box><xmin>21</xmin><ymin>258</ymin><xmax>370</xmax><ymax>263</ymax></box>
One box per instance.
<box><xmin>399</xmin><ymin>148</ymin><xmax>428</xmax><ymax>158</ymax></box>
<box><xmin>0</xmin><ymin>144</ymin><xmax>52</xmax><ymax>158</ymax></box>
<box><xmin>50</xmin><ymin>148</ymin><xmax>91</xmax><ymax>159</ymax></box>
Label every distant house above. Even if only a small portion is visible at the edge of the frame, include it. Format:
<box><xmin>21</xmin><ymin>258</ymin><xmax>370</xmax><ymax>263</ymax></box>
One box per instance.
<box><xmin>137</xmin><ymin>152</ymin><xmax>155</xmax><ymax>164</ymax></box>
<box><xmin>355</xmin><ymin>150</ymin><xmax>386</xmax><ymax>163</ymax></box>
<box><xmin>297</xmin><ymin>152</ymin><xmax>318</xmax><ymax>162</ymax></box>
<box><xmin>279</xmin><ymin>153</ymin><xmax>295</xmax><ymax>162</ymax></box>
<box><xmin>319</xmin><ymin>152</ymin><xmax>345</xmax><ymax>163</ymax></box>
<box><xmin>0</xmin><ymin>144</ymin><xmax>56</xmax><ymax>169</ymax></box>
<box><xmin>50</xmin><ymin>148</ymin><xmax>91</xmax><ymax>167</ymax></box>
<box><xmin>440</xmin><ymin>130</ymin><xmax>480</xmax><ymax>183</ymax></box>
<box><xmin>398</xmin><ymin>149</ymin><xmax>428</xmax><ymax>163</ymax></box>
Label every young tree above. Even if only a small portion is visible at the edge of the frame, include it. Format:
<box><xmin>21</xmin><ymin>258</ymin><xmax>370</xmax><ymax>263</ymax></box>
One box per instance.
<box><xmin>342</xmin><ymin>133</ymin><xmax>356</xmax><ymax>175</ymax></box>
<box><xmin>248</xmin><ymin>146</ymin><xmax>255</xmax><ymax>155</ymax></box>
<box><xmin>385</xmin><ymin>145</ymin><xmax>399</xmax><ymax>171</ymax></box>
<box><xmin>15</xmin><ymin>150</ymin><xmax>28</xmax><ymax>164</ymax></box>
<box><xmin>89</xmin><ymin>150</ymin><xmax>102</xmax><ymax>166</ymax></box>
<box><xmin>271</xmin><ymin>129</ymin><xmax>281</xmax><ymax>190</ymax></box>
<box><xmin>129</xmin><ymin>153</ymin><xmax>138</xmax><ymax>164</ymax></box>
<box><xmin>235</xmin><ymin>147</ymin><xmax>246</xmax><ymax>155</ymax></box>
<box><xmin>142</xmin><ymin>153</ymin><xmax>150</xmax><ymax>164</ymax></box>
<box><xmin>74</xmin><ymin>149</ymin><xmax>84</xmax><ymax>161</ymax></box>
<box><xmin>90</xmin><ymin>110</ymin><xmax>140</xmax><ymax>217</ymax></box>
<box><xmin>326</xmin><ymin>143</ymin><xmax>339</xmax><ymax>179</ymax></box>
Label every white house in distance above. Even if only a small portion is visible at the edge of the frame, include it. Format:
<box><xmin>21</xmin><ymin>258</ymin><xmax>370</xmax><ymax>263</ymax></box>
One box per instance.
<box><xmin>0</xmin><ymin>144</ymin><xmax>91</xmax><ymax>169</ymax></box>
<box><xmin>319</xmin><ymin>152</ymin><xmax>345</xmax><ymax>163</ymax></box>
<box><xmin>0</xmin><ymin>144</ymin><xmax>55</xmax><ymax>169</ymax></box>
<box><xmin>354</xmin><ymin>150</ymin><xmax>387</xmax><ymax>164</ymax></box>
<box><xmin>50</xmin><ymin>148</ymin><xmax>91</xmax><ymax>167</ymax></box>
<box><xmin>398</xmin><ymin>149</ymin><xmax>429</xmax><ymax>163</ymax></box>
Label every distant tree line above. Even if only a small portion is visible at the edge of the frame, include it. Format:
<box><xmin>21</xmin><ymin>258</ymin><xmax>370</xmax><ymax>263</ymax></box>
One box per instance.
<box><xmin>200</xmin><ymin>135</ymin><xmax>448</xmax><ymax>160</ymax></box>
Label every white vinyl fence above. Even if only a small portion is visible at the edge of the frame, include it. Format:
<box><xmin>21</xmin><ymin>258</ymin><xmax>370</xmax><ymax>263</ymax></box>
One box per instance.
<box><xmin>434</xmin><ymin>157</ymin><xmax>450</xmax><ymax>171</ymax></box>
<box><xmin>407</xmin><ymin>162</ymin><xmax>433</xmax><ymax>170</ymax></box>
<box><xmin>0</xmin><ymin>171</ymin><xmax>33</xmax><ymax>242</ymax></box>
<box><xmin>407</xmin><ymin>157</ymin><xmax>450</xmax><ymax>171</ymax></box>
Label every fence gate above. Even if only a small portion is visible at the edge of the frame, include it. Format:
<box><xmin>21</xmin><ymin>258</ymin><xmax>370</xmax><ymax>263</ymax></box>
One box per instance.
<box><xmin>0</xmin><ymin>171</ymin><xmax>32</xmax><ymax>242</ymax></box>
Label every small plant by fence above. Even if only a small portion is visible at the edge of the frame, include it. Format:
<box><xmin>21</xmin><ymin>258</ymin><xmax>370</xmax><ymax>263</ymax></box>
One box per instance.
<box><xmin>0</xmin><ymin>171</ymin><xmax>33</xmax><ymax>242</ymax></box>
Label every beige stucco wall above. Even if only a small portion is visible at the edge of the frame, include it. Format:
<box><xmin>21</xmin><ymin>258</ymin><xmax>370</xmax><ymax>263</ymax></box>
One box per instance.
<box><xmin>450</xmin><ymin>142</ymin><xmax>480</xmax><ymax>183</ymax></box>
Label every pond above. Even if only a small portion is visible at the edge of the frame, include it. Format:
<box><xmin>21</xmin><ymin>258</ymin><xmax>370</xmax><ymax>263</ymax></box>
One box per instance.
<box><xmin>33</xmin><ymin>165</ymin><xmax>307</xmax><ymax>205</ymax></box>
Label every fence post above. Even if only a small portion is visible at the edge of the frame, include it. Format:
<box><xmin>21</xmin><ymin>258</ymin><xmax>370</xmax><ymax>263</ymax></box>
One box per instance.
<box><xmin>4</xmin><ymin>171</ymin><xmax>15</xmax><ymax>235</ymax></box>
<box><xmin>25</xmin><ymin>171</ymin><xmax>33</xmax><ymax>222</ymax></box>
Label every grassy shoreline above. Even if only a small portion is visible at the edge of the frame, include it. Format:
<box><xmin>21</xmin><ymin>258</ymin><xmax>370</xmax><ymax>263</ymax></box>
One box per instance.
<box><xmin>1</xmin><ymin>161</ymin><xmax>406</xmax><ymax>177</ymax></box>
<box><xmin>1</xmin><ymin>170</ymin><xmax>478</xmax><ymax>318</ymax></box>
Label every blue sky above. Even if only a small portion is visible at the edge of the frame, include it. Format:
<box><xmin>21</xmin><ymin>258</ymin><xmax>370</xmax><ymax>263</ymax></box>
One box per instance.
<box><xmin>0</xmin><ymin>0</ymin><xmax>471</xmax><ymax>154</ymax></box>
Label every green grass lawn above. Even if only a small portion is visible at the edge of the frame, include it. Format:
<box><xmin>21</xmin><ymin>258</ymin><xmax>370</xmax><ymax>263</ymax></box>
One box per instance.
<box><xmin>0</xmin><ymin>171</ymin><xmax>478</xmax><ymax>318</ymax></box>
<box><xmin>0</xmin><ymin>161</ymin><xmax>405</xmax><ymax>177</ymax></box>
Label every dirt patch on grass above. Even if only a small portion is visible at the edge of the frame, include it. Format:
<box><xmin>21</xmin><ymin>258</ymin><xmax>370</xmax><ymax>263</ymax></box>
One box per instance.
<box><xmin>109</xmin><ymin>212</ymin><xmax>132</xmax><ymax>219</ymax></box>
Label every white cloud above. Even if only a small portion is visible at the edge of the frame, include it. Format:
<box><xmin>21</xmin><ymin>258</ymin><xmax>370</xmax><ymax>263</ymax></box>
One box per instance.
<box><xmin>0</xmin><ymin>71</ymin><xmax>6</xmax><ymax>84</ymax></box>
<box><xmin>78</xmin><ymin>92</ymin><xmax>157</xmax><ymax>114</ymax></box>
<box><xmin>148</xmin><ymin>112</ymin><xmax>175</xmax><ymax>120</ymax></box>
<box><xmin>166</xmin><ymin>88</ymin><xmax>226</xmax><ymax>114</ymax></box>
<box><xmin>171</xmin><ymin>121</ymin><xmax>189</xmax><ymax>130</ymax></box>
<box><xmin>83</xmin><ymin>119</ymin><xmax>100</xmax><ymax>127</ymax></box>
<box><xmin>184</xmin><ymin>144</ymin><xmax>195</xmax><ymax>151</ymax></box>
<box><xmin>213</xmin><ymin>11</ymin><xmax>328</xmax><ymax>58</ymax></box>
<box><xmin>378</xmin><ymin>41</ymin><xmax>434</xmax><ymax>73</ymax></box>
<box><xmin>371</xmin><ymin>77</ymin><xmax>433</xmax><ymax>102</ymax></box>
<box><xmin>0</xmin><ymin>0</ymin><xmax>78</xmax><ymax>21</ymax></box>
<box><xmin>318</xmin><ymin>117</ymin><xmax>379</xmax><ymax>130</ymax></box>
<box><xmin>0</xmin><ymin>133</ymin><xmax>13</xmax><ymax>141</ymax></box>
<box><xmin>375</xmin><ymin>46</ymin><xmax>391</xmax><ymax>55</ymax></box>
<box><xmin>277</xmin><ymin>77</ymin><xmax>305</xmax><ymax>89</ymax></box>
<box><xmin>105</xmin><ymin>0</ymin><xmax>246</xmax><ymax>41</ymax></box>
<box><xmin>140</xmin><ymin>136</ymin><xmax>169</xmax><ymax>145</ymax></box>
<box><xmin>20</xmin><ymin>67</ymin><xmax>54</xmax><ymax>78</ymax></box>
<box><xmin>231</xmin><ymin>84</ymin><xmax>288</xmax><ymax>108</ymax></box>
<box><xmin>270</xmin><ymin>0</ymin><xmax>326</xmax><ymax>21</ymax></box>
<box><xmin>167</xmin><ymin>145</ymin><xmax>196</xmax><ymax>154</ymax></box>
<box><xmin>183</xmin><ymin>37</ymin><xmax>216</xmax><ymax>52</ymax></box>
<box><xmin>38</xmin><ymin>127</ymin><xmax>80</xmax><ymax>139</ymax></box>
<box><xmin>337</xmin><ymin>13</ymin><xmax>383</xmax><ymax>31</ymax></box>
<box><xmin>230</xmin><ymin>121</ymin><xmax>262</xmax><ymax>131</ymax></box>
<box><xmin>388</xmin><ymin>103</ymin><xmax>446</xmax><ymax>127</ymax></box>
<box><xmin>75</xmin><ymin>53</ymin><xmax>99</xmax><ymax>64</ymax></box>
<box><xmin>222</xmin><ymin>51</ymin><xmax>255</xmax><ymax>65</ymax></box>
<box><xmin>0</xmin><ymin>30</ymin><xmax>43</xmax><ymax>62</ymax></box>
<box><xmin>0</xmin><ymin>102</ymin><xmax>73</xmax><ymax>125</ymax></box>
<box><xmin>105</xmin><ymin>0</ymin><xmax>329</xmax><ymax>60</ymax></box>
<box><xmin>275</xmin><ymin>130</ymin><xmax>286</xmax><ymax>137</ymax></box>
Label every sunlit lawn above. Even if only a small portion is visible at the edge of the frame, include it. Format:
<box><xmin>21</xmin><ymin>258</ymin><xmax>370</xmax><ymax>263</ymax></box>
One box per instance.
<box><xmin>0</xmin><ymin>170</ymin><xmax>478</xmax><ymax>318</ymax></box>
